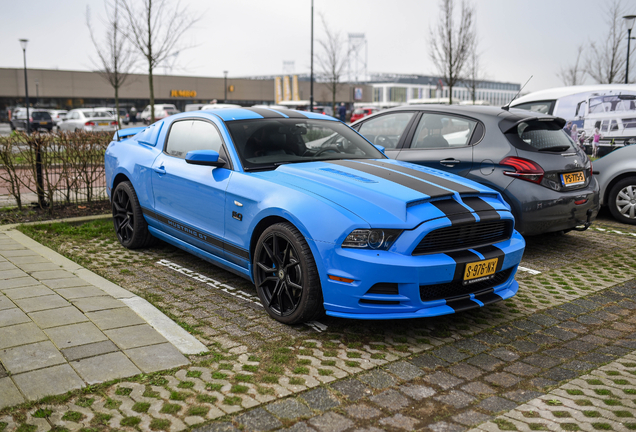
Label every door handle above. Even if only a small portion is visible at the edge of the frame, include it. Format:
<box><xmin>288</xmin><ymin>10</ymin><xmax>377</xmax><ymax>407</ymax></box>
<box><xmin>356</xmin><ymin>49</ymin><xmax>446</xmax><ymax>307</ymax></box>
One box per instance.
<box><xmin>440</xmin><ymin>158</ymin><xmax>460</xmax><ymax>167</ymax></box>
<box><xmin>153</xmin><ymin>166</ymin><xmax>166</xmax><ymax>175</ymax></box>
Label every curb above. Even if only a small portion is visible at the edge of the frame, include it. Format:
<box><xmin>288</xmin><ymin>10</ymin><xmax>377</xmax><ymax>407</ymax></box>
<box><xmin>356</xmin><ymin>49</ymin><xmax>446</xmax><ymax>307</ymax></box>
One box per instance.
<box><xmin>0</xmin><ymin>213</ymin><xmax>113</xmax><ymax>231</ymax></box>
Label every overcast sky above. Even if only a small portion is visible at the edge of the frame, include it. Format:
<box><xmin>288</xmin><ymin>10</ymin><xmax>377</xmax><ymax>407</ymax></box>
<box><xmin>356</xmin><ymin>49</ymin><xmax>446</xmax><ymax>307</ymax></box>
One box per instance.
<box><xmin>0</xmin><ymin>0</ymin><xmax>626</xmax><ymax>94</ymax></box>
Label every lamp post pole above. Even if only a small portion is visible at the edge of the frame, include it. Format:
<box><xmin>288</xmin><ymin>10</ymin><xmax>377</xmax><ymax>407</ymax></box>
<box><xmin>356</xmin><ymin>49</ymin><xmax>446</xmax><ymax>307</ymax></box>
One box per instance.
<box><xmin>35</xmin><ymin>79</ymin><xmax>39</xmax><ymax>106</ymax></box>
<box><xmin>310</xmin><ymin>0</ymin><xmax>314</xmax><ymax>113</ymax></box>
<box><xmin>19</xmin><ymin>39</ymin><xmax>30</xmax><ymax>135</ymax></box>
<box><xmin>223</xmin><ymin>71</ymin><xmax>228</xmax><ymax>102</ymax></box>
<box><xmin>624</xmin><ymin>15</ymin><xmax>636</xmax><ymax>84</ymax></box>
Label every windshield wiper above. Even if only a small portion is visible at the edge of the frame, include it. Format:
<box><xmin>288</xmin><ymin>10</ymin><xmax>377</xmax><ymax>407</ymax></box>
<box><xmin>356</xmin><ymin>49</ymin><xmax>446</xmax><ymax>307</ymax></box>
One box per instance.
<box><xmin>538</xmin><ymin>145</ymin><xmax>571</xmax><ymax>152</ymax></box>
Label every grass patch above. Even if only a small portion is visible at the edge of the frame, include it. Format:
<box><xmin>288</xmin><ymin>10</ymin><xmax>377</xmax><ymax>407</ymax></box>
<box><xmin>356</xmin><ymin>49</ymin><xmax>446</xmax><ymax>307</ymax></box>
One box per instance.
<box><xmin>160</xmin><ymin>403</ymin><xmax>181</xmax><ymax>414</ymax></box>
<box><xmin>115</xmin><ymin>387</ymin><xmax>133</xmax><ymax>396</ymax></box>
<box><xmin>289</xmin><ymin>377</ymin><xmax>305</xmax><ymax>385</ymax></box>
<box><xmin>206</xmin><ymin>383</ymin><xmax>223</xmax><ymax>391</ymax></box>
<box><xmin>493</xmin><ymin>419</ymin><xmax>517</xmax><ymax>430</ymax></box>
<box><xmin>150</xmin><ymin>419</ymin><xmax>171</xmax><ymax>431</ymax></box>
<box><xmin>223</xmin><ymin>396</ymin><xmax>242</xmax><ymax>405</ymax></box>
<box><xmin>32</xmin><ymin>408</ymin><xmax>53</xmax><ymax>418</ymax></box>
<box><xmin>75</xmin><ymin>397</ymin><xmax>94</xmax><ymax>408</ymax></box>
<box><xmin>91</xmin><ymin>413</ymin><xmax>112</xmax><ymax>426</ymax></box>
<box><xmin>61</xmin><ymin>412</ymin><xmax>84</xmax><ymax>422</ymax></box>
<box><xmin>242</xmin><ymin>364</ymin><xmax>258</xmax><ymax>373</ymax></box>
<box><xmin>187</xmin><ymin>406</ymin><xmax>209</xmax><ymax>417</ymax></box>
<box><xmin>231</xmin><ymin>385</ymin><xmax>249</xmax><ymax>394</ymax></box>
<box><xmin>196</xmin><ymin>394</ymin><xmax>218</xmax><ymax>404</ymax></box>
<box><xmin>561</xmin><ymin>423</ymin><xmax>580</xmax><ymax>431</ymax></box>
<box><xmin>186</xmin><ymin>370</ymin><xmax>202</xmax><ymax>378</ymax></box>
<box><xmin>211</xmin><ymin>372</ymin><xmax>228</xmax><ymax>379</ymax></box>
<box><xmin>177</xmin><ymin>381</ymin><xmax>195</xmax><ymax>389</ymax></box>
<box><xmin>120</xmin><ymin>417</ymin><xmax>141</xmax><ymax>427</ymax></box>
<box><xmin>132</xmin><ymin>402</ymin><xmax>151</xmax><ymax>413</ymax></box>
<box><xmin>262</xmin><ymin>375</ymin><xmax>279</xmax><ymax>384</ymax></box>
<box><xmin>169</xmin><ymin>391</ymin><xmax>189</xmax><ymax>401</ymax></box>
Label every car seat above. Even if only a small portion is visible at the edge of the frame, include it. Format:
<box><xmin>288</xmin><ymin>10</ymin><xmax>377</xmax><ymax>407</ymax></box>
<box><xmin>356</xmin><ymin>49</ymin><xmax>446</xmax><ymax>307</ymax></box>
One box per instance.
<box><xmin>416</xmin><ymin>116</ymin><xmax>449</xmax><ymax>148</ymax></box>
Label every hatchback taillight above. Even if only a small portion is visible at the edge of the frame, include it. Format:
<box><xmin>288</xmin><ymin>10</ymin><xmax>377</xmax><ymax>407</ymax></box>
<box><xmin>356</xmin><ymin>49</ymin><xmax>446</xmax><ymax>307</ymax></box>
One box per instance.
<box><xmin>110</xmin><ymin>121</ymin><xmax>118</xmax><ymax>125</ymax></box>
<box><xmin>500</xmin><ymin>156</ymin><xmax>544</xmax><ymax>184</ymax></box>
<box><xmin>85</xmin><ymin>121</ymin><xmax>95</xmax><ymax>126</ymax></box>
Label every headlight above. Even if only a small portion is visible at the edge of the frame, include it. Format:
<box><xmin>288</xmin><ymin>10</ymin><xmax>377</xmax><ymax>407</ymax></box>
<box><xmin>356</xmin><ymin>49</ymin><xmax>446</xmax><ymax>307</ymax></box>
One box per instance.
<box><xmin>342</xmin><ymin>229</ymin><xmax>402</xmax><ymax>250</ymax></box>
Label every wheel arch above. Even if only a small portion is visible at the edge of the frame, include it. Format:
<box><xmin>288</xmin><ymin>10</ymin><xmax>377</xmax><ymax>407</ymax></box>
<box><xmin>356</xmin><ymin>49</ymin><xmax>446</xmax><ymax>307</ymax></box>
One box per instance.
<box><xmin>249</xmin><ymin>215</ymin><xmax>294</xmax><ymax>265</ymax></box>
<box><xmin>112</xmin><ymin>173</ymin><xmax>131</xmax><ymax>193</ymax></box>
<box><xmin>603</xmin><ymin>172</ymin><xmax>636</xmax><ymax>206</ymax></box>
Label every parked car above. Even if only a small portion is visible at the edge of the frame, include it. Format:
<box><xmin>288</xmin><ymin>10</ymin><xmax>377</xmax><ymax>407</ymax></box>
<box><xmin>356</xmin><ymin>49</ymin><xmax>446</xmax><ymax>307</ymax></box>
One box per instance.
<box><xmin>48</xmin><ymin>110</ymin><xmax>68</xmax><ymax>127</ymax></box>
<box><xmin>10</xmin><ymin>108</ymin><xmax>54</xmax><ymax>132</ymax></box>
<box><xmin>200</xmin><ymin>103</ymin><xmax>242</xmax><ymax>110</ymax></box>
<box><xmin>106</xmin><ymin>108</ymin><xmax>525</xmax><ymax>324</ymax></box>
<box><xmin>140</xmin><ymin>104</ymin><xmax>179</xmax><ymax>124</ymax></box>
<box><xmin>592</xmin><ymin>144</ymin><xmax>636</xmax><ymax>225</ymax></box>
<box><xmin>58</xmin><ymin>109</ymin><xmax>118</xmax><ymax>132</ymax></box>
<box><xmin>185</xmin><ymin>104</ymin><xmax>206</xmax><ymax>112</ymax></box>
<box><xmin>350</xmin><ymin>107</ymin><xmax>379</xmax><ymax>123</ymax></box>
<box><xmin>351</xmin><ymin>105</ymin><xmax>600</xmax><ymax>236</ymax></box>
<box><xmin>93</xmin><ymin>107</ymin><xmax>129</xmax><ymax>125</ymax></box>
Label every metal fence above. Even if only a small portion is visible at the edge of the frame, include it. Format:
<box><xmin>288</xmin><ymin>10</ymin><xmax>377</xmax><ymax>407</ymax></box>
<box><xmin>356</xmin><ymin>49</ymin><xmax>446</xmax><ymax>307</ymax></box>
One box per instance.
<box><xmin>0</xmin><ymin>132</ymin><xmax>112</xmax><ymax>209</ymax></box>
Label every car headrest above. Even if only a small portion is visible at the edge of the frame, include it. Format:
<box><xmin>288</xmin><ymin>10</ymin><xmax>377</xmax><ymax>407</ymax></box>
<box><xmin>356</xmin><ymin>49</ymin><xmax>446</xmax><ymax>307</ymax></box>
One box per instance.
<box><xmin>423</xmin><ymin>115</ymin><xmax>444</xmax><ymax>130</ymax></box>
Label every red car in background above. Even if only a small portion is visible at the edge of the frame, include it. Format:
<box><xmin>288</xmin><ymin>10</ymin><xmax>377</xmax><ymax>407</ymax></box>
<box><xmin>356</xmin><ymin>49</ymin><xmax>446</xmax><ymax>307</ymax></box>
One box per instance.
<box><xmin>350</xmin><ymin>106</ymin><xmax>379</xmax><ymax>123</ymax></box>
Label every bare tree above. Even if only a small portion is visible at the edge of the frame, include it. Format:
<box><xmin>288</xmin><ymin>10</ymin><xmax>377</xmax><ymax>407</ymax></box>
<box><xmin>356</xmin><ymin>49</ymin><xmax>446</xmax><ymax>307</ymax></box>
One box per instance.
<box><xmin>558</xmin><ymin>45</ymin><xmax>586</xmax><ymax>86</ymax></box>
<box><xmin>429</xmin><ymin>0</ymin><xmax>475</xmax><ymax>104</ymax></box>
<box><xmin>586</xmin><ymin>0</ymin><xmax>632</xmax><ymax>84</ymax></box>
<box><xmin>87</xmin><ymin>0</ymin><xmax>135</xmax><ymax>128</ymax></box>
<box><xmin>461</xmin><ymin>45</ymin><xmax>484</xmax><ymax>104</ymax></box>
<box><xmin>316</xmin><ymin>15</ymin><xmax>349</xmax><ymax>115</ymax></box>
<box><xmin>122</xmin><ymin>0</ymin><xmax>198</xmax><ymax>123</ymax></box>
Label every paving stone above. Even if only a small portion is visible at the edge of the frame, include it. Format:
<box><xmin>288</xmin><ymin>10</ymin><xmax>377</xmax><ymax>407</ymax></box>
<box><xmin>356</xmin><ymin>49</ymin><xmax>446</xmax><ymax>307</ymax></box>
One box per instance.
<box><xmin>399</xmin><ymin>384</ymin><xmax>436</xmax><ymax>400</ymax></box>
<box><xmin>490</xmin><ymin>348</ymin><xmax>520</xmax><ymax>362</ymax></box>
<box><xmin>87</xmin><ymin>307</ymin><xmax>146</xmax><ymax>330</ymax></box>
<box><xmin>0</xmin><ymin>276</ymin><xmax>40</xmax><ymax>290</ymax></box>
<box><xmin>266</xmin><ymin>398</ymin><xmax>313</xmax><ymax>420</ymax></box>
<box><xmin>0</xmin><ymin>340</ymin><xmax>65</xmax><ymax>374</ymax></box>
<box><xmin>12</xmin><ymin>363</ymin><xmax>84</xmax><ymax>400</ymax></box>
<box><xmin>433</xmin><ymin>345</ymin><xmax>470</xmax><ymax>363</ymax></box>
<box><xmin>503</xmin><ymin>389</ymin><xmax>543</xmax><ymax>403</ymax></box>
<box><xmin>504</xmin><ymin>362</ymin><xmax>540</xmax><ymax>377</ymax></box>
<box><xmin>542</xmin><ymin>367</ymin><xmax>578</xmax><ymax>382</ymax></box>
<box><xmin>477</xmin><ymin>396</ymin><xmax>518</xmax><ymax>413</ymax></box>
<box><xmin>577</xmin><ymin>315</ymin><xmax>603</xmax><ymax>325</ymax></box>
<box><xmin>428</xmin><ymin>421</ymin><xmax>466</xmax><ymax>432</ymax></box>
<box><xmin>493</xmin><ymin>325</ymin><xmax>528</xmax><ymax>340</ymax></box>
<box><xmin>55</xmin><ymin>286</ymin><xmax>108</xmax><ymax>299</ymax></box>
<box><xmin>579</xmin><ymin>335</ymin><xmax>610</xmax><ymax>345</ymax></box>
<box><xmin>511</xmin><ymin>340</ymin><xmax>541</xmax><ymax>353</ymax></box>
<box><xmin>0</xmin><ymin>269</ymin><xmax>28</xmax><ymax>280</ymax></box>
<box><xmin>461</xmin><ymin>382</ymin><xmax>496</xmax><ymax>396</ymax></box>
<box><xmin>571</xmin><ymin>298</ymin><xmax>599</xmax><ymax>310</ymax></box>
<box><xmin>7</xmin><ymin>255</ymin><xmax>48</xmax><ymax>265</ymax></box>
<box><xmin>278</xmin><ymin>423</ymin><xmax>315</xmax><ymax>432</ymax></box>
<box><xmin>561</xmin><ymin>360</ymin><xmax>594</xmax><ymax>371</ymax></box>
<box><xmin>562</xmin><ymin>340</ymin><xmax>598</xmax><ymax>353</ymax></box>
<box><xmin>512</xmin><ymin>320</ymin><xmax>544</xmax><ymax>333</ymax></box>
<box><xmin>528</xmin><ymin>377</ymin><xmax>557</xmax><ymax>388</ymax></box>
<box><xmin>308</xmin><ymin>412</ymin><xmax>354</xmax><ymax>432</ymax></box>
<box><xmin>13</xmin><ymin>294</ymin><xmax>69</xmax><ymax>312</ymax></box>
<box><xmin>236</xmin><ymin>407</ymin><xmax>282</xmax><ymax>431</ymax></box>
<box><xmin>61</xmin><ymin>340</ymin><xmax>119</xmax><ymax>361</ymax></box>
<box><xmin>358</xmin><ymin>369</ymin><xmax>397</xmax><ymax>389</ymax></box>
<box><xmin>452</xmin><ymin>410</ymin><xmax>491</xmax><ymax>426</ymax></box>
<box><xmin>42</xmin><ymin>277</ymin><xmax>88</xmax><ymax>289</ymax></box>
<box><xmin>410</xmin><ymin>353</ymin><xmax>449</xmax><ymax>369</ymax></box>
<box><xmin>0</xmin><ymin>322</ymin><xmax>47</xmax><ymax>349</ymax></box>
<box><xmin>192</xmin><ymin>422</ymin><xmax>239</xmax><ymax>432</ymax></box>
<box><xmin>28</xmin><ymin>306</ymin><xmax>89</xmax><ymax>328</ymax></box>
<box><xmin>30</xmin><ymin>270</ymin><xmax>73</xmax><ymax>280</ymax></box>
<box><xmin>300</xmin><ymin>387</ymin><xmax>339</xmax><ymax>411</ymax></box>
<box><xmin>344</xmin><ymin>404</ymin><xmax>381</xmax><ymax>419</ymax></box>
<box><xmin>522</xmin><ymin>354</ymin><xmax>562</xmax><ymax>369</ymax></box>
<box><xmin>598</xmin><ymin>345</ymin><xmax>631</xmax><ymax>356</ymax></box>
<box><xmin>558</xmin><ymin>303</ymin><xmax>587</xmax><ymax>315</ymax></box>
<box><xmin>467</xmin><ymin>354</ymin><xmax>503</xmax><ymax>371</ymax></box>
<box><xmin>0</xmin><ymin>307</ymin><xmax>30</xmax><ymax>328</ymax></box>
<box><xmin>528</xmin><ymin>333</ymin><xmax>559</xmax><ymax>345</ymax></box>
<box><xmin>449</xmin><ymin>363</ymin><xmax>483</xmax><ymax>380</ymax></box>
<box><xmin>434</xmin><ymin>390</ymin><xmax>476</xmax><ymax>408</ymax></box>
<box><xmin>424</xmin><ymin>371</ymin><xmax>464</xmax><ymax>390</ymax></box>
<box><xmin>0</xmin><ymin>295</ymin><xmax>14</xmax><ymax>311</ymax></box>
<box><xmin>16</xmin><ymin>262</ymin><xmax>60</xmax><ymax>272</ymax></box>
<box><xmin>454</xmin><ymin>339</ymin><xmax>489</xmax><ymax>354</ymax></box>
<box><xmin>2</xmin><ymin>285</ymin><xmax>55</xmax><ymax>300</ymax></box>
<box><xmin>578</xmin><ymin>352</ymin><xmax>615</xmax><ymax>364</ymax></box>
<box><xmin>71</xmin><ymin>351</ymin><xmax>141</xmax><ymax>384</ymax></box>
<box><xmin>386</xmin><ymin>360</ymin><xmax>424</xmax><ymax>380</ymax></box>
<box><xmin>544</xmin><ymin>348</ymin><xmax>577</xmax><ymax>359</ymax></box>
<box><xmin>484</xmin><ymin>372</ymin><xmax>521</xmax><ymax>387</ymax></box>
<box><xmin>558</xmin><ymin>321</ymin><xmax>588</xmax><ymax>333</ymax></box>
<box><xmin>124</xmin><ymin>342</ymin><xmax>189</xmax><ymax>373</ymax></box>
<box><xmin>331</xmin><ymin>379</ymin><xmax>370</xmax><ymax>401</ymax></box>
<box><xmin>72</xmin><ymin>296</ymin><xmax>126</xmax><ymax>312</ymax></box>
<box><xmin>0</xmin><ymin>376</ymin><xmax>25</xmax><ymax>409</ymax></box>
<box><xmin>473</xmin><ymin>332</ymin><xmax>511</xmax><ymax>346</ymax></box>
<box><xmin>45</xmin><ymin>322</ymin><xmax>108</xmax><ymax>348</ymax></box>
<box><xmin>379</xmin><ymin>413</ymin><xmax>419</xmax><ymax>430</ymax></box>
<box><xmin>544</xmin><ymin>309</ymin><xmax>574</xmax><ymax>321</ymax></box>
<box><xmin>104</xmin><ymin>324</ymin><xmax>167</xmax><ymax>349</ymax></box>
<box><xmin>370</xmin><ymin>389</ymin><xmax>410</xmax><ymax>410</ymax></box>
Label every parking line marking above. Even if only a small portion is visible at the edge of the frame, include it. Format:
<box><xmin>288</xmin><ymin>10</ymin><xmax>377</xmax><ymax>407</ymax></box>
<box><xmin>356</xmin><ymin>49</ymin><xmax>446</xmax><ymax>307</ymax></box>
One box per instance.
<box><xmin>306</xmin><ymin>321</ymin><xmax>328</xmax><ymax>332</ymax></box>
<box><xmin>518</xmin><ymin>266</ymin><xmax>541</xmax><ymax>275</ymax></box>
<box><xmin>591</xmin><ymin>227</ymin><xmax>636</xmax><ymax>237</ymax></box>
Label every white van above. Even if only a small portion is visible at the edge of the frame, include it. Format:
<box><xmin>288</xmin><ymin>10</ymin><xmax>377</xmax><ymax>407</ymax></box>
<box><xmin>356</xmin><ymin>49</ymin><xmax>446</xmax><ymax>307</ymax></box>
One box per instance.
<box><xmin>140</xmin><ymin>104</ymin><xmax>179</xmax><ymax>124</ymax></box>
<box><xmin>511</xmin><ymin>85</ymin><xmax>636</xmax><ymax>155</ymax></box>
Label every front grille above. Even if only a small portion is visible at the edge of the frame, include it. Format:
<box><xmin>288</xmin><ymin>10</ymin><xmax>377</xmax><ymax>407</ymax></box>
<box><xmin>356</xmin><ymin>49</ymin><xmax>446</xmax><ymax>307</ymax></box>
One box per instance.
<box><xmin>413</xmin><ymin>220</ymin><xmax>513</xmax><ymax>255</ymax></box>
<box><xmin>359</xmin><ymin>299</ymin><xmax>400</xmax><ymax>305</ymax></box>
<box><xmin>419</xmin><ymin>268</ymin><xmax>513</xmax><ymax>302</ymax></box>
<box><xmin>366</xmin><ymin>283</ymin><xmax>399</xmax><ymax>295</ymax></box>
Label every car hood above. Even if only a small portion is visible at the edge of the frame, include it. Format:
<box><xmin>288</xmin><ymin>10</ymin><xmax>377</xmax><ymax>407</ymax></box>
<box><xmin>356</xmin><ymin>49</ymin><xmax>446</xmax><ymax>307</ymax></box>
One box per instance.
<box><xmin>252</xmin><ymin>159</ymin><xmax>507</xmax><ymax>228</ymax></box>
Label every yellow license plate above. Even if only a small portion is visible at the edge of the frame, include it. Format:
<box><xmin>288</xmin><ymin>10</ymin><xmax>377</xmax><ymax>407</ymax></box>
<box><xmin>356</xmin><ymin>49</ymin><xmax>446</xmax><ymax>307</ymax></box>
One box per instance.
<box><xmin>98</xmin><ymin>122</ymin><xmax>108</xmax><ymax>126</ymax></box>
<box><xmin>39</xmin><ymin>121</ymin><xmax>47</xmax><ymax>125</ymax></box>
<box><xmin>464</xmin><ymin>258</ymin><xmax>498</xmax><ymax>283</ymax></box>
<box><xmin>561</xmin><ymin>171</ymin><xmax>585</xmax><ymax>186</ymax></box>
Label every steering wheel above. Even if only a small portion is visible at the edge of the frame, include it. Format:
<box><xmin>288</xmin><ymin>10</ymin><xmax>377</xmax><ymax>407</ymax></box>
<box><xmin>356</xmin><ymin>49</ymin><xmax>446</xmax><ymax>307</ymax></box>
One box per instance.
<box><xmin>314</xmin><ymin>146</ymin><xmax>342</xmax><ymax>157</ymax></box>
<box><xmin>374</xmin><ymin>135</ymin><xmax>397</xmax><ymax>148</ymax></box>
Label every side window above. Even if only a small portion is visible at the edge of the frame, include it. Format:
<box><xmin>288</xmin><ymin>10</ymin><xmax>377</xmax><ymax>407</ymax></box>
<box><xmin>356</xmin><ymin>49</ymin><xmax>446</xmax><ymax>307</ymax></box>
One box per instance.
<box><xmin>357</xmin><ymin>112</ymin><xmax>414</xmax><ymax>149</ymax></box>
<box><xmin>165</xmin><ymin>120</ymin><xmax>224</xmax><ymax>159</ymax></box>
<box><xmin>71</xmin><ymin>112</ymin><xmax>80</xmax><ymax>120</ymax></box>
<box><xmin>409</xmin><ymin>113</ymin><xmax>477</xmax><ymax>149</ymax></box>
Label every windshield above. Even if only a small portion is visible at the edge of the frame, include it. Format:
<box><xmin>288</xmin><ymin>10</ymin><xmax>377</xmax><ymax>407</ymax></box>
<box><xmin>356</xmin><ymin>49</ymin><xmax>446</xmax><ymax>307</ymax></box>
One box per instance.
<box><xmin>226</xmin><ymin>119</ymin><xmax>385</xmax><ymax>171</ymax></box>
<box><xmin>83</xmin><ymin>111</ymin><xmax>114</xmax><ymax>118</ymax></box>
<box><xmin>589</xmin><ymin>95</ymin><xmax>636</xmax><ymax>114</ymax></box>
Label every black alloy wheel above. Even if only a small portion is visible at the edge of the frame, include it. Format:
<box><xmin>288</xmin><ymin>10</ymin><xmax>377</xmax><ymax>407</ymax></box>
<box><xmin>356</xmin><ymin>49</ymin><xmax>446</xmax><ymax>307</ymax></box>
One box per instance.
<box><xmin>608</xmin><ymin>176</ymin><xmax>636</xmax><ymax>225</ymax></box>
<box><xmin>112</xmin><ymin>181</ymin><xmax>155</xmax><ymax>249</ymax></box>
<box><xmin>254</xmin><ymin>223</ymin><xmax>323</xmax><ymax>324</ymax></box>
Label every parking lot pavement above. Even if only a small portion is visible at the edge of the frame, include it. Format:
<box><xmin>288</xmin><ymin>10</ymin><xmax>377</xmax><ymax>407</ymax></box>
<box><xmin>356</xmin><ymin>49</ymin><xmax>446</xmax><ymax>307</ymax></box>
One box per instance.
<box><xmin>0</xmin><ymin>215</ymin><xmax>634</xmax><ymax>431</ymax></box>
<box><xmin>0</xmin><ymin>229</ymin><xmax>205</xmax><ymax>409</ymax></box>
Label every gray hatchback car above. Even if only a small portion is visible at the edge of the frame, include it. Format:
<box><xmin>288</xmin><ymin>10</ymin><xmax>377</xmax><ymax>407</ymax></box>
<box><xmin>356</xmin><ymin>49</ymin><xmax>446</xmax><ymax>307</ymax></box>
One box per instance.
<box><xmin>351</xmin><ymin>105</ymin><xmax>599</xmax><ymax>236</ymax></box>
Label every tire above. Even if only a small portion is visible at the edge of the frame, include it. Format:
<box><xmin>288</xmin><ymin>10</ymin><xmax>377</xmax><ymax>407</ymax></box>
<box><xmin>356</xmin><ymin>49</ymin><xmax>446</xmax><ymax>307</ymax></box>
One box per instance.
<box><xmin>253</xmin><ymin>223</ymin><xmax>324</xmax><ymax>324</ymax></box>
<box><xmin>608</xmin><ymin>176</ymin><xmax>636</xmax><ymax>225</ymax></box>
<box><xmin>111</xmin><ymin>181</ymin><xmax>155</xmax><ymax>248</ymax></box>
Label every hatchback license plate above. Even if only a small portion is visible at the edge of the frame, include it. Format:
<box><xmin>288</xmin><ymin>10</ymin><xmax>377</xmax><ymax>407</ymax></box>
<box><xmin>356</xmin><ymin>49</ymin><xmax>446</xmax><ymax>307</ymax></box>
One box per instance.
<box><xmin>463</xmin><ymin>258</ymin><xmax>498</xmax><ymax>284</ymax></box>
<box><xmin>39</xmin><ymin>121</ymin><xmax>47</xmax><ymax>125</ymax></box>
<box><xmin>98</xmin><ymin>122</ymin><xmax>108</xmax><ymax>126</ymax></box>
<box><xmin>561</xmin><ymin>171</ymin><xmax>585</xmax><ymax>186</ymax></box>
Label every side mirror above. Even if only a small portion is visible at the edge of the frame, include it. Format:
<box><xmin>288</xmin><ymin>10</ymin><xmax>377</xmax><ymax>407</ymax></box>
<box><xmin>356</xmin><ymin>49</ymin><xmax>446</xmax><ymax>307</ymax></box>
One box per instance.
<box><xmin>185</xmin><ymin>150</ymin><xmax>226</xmax><ymax>167</ymax></box>
<box><xmin>373</xmin><ymin>144</ymin><xmax>386</xmax><ymax>154</ymax></box>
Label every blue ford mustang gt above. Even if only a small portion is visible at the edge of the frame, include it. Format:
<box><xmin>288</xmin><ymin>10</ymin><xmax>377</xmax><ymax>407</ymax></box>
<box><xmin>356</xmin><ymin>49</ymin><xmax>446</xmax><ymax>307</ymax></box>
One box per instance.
<box><xmin>105</xmin><ymin>107</ymin><xmax>525</xmax><ymax>324</ymax></box>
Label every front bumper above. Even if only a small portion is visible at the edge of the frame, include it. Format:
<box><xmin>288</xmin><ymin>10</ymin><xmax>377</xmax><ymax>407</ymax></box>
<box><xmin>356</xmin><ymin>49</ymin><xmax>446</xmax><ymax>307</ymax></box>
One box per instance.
<box><xmin>503</xmin><ymin>177</ymin><xmax>600</xmax><ymax>236</ymax></box>
<box><xmin>312</xmin><ymin>230</ymin><xmax>525</xmax><ymax>320</ymax></box>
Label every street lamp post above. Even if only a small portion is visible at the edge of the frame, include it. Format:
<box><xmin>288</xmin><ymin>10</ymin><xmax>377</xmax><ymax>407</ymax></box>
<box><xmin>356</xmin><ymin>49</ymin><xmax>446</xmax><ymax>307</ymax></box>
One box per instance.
<box><xmin>310</xmin><ymin>0</ymin><xmax>314</xmax><ymax>113</ymax></box>
<box><xmin>223</xmin><ymin>71</ymin><xmax>228</xmax><ymax>103</ymax></box>
<box><xmin>35</xmin><ymin>79</ymin><xmax>39</xmax><ymax>106</ymax></box>
<box><xmin>624</xmin><ymin>15</ymin><xmax>636</xmax><ymax>84</ymax></box>
<box><xmin>19</xmin><ymin>39</ymin><xmax>30</xmax><ymax>135</ymax></box>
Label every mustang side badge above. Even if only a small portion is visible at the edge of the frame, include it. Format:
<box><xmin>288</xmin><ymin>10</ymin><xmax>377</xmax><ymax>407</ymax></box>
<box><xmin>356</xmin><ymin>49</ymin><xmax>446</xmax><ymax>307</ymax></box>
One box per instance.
<box><xmin>232</xmin><ymin>211</ymin><xmax>243</xmax><ymax>221</ymax></box>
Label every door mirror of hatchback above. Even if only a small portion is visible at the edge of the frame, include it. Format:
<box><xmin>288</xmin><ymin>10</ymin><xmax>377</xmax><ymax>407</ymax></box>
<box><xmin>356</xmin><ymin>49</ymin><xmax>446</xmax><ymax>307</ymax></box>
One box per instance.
<box><xmin>185</xmin><ymin>150</ymin><xmax>225</xmax><ymax>167</ymax></box>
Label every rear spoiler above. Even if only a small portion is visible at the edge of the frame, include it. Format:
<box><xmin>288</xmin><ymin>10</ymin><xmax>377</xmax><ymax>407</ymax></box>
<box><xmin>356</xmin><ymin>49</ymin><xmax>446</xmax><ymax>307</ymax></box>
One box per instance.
<box><xmin>114</xmin><ymin>126</ymin><xmax>146</xmax><ymax>141</ymax></box>
<box><xmin>499</xmin><ymin>115</ymin><xmax>566</xmax><ymax>134</ymax></box>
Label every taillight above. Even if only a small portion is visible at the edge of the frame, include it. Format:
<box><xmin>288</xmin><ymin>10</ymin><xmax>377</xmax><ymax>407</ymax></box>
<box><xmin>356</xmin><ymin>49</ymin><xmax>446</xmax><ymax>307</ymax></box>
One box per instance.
<box><xmin>589</xmin><ymin>161</ymin><xmax>593</xmax><ymax>178</ymax></box>
<box><xmin>500</xmin><ymin>156</ymin><xmax>544</xmax><ymax>184</ymax></box>
<box><xmin>85</xmin><ymin>121</ymin><xmax>95</xmax><ymax>126</ymax></box>
<box><xmin>29</xmin><ymin>117</ymin><xmax>33</xmax><ymax>122</ymax></box>
<box><xmin>110</xmin><ymin>121</ymin><xmax>118</xmax><ymax>125</ymax></box>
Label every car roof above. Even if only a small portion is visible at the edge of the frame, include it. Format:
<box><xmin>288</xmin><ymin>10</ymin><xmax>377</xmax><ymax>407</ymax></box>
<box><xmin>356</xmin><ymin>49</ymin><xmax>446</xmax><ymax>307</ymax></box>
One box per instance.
<box><xmin>196</xmin><ymin>107</ymin><xmax>337</xmax><ymax>122</ymax></box>
<box><xmin>511</xmin><ymin>84</ymin><xmax>636</xmax><ymax>106</ymax></box>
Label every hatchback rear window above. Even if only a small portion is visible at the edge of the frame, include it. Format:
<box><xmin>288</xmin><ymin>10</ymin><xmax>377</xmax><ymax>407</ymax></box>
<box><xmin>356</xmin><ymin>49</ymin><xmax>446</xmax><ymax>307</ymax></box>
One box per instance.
<box><xmin>32</xmin><ymin>112</ymin><xmax>51</xmax><ymax>120</ymax></box>
<box><xmin>505</xmin><ymin>120</ymin><xmax>575</xmax><ymax>152</ymax></box>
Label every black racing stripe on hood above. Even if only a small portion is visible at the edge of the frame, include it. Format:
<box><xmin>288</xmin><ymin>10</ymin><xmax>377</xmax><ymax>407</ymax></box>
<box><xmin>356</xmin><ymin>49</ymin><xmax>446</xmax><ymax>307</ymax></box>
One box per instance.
<box><xmin>361</xmin><ymin>160</ymin><xmax>478</xmax><ymax>195</ymax></box>
<box><xmin>445</xmin><ymin>250</ymin><xmax>481</xmax><ymax>281</ymax></box>
<box><xmin>243</xmin><ymin>108</ymin><xmax>285</xmax><ymax>118</ymax></box>
<box><xmin>274</xmin><ymin>109</ymin><xmax>308</xmax><ymax>118</ymax></box>
<box><xmin>326</xmin><ymin>160</ymin><xmax>453</xmax><ymax>199</ymax></box>
<box><xmin>462</xmin><ymin>197</ymin><xmax>501</xmax><ymax>221</ymax></box>
<box><xmin>472</xmin><ymin>245</ymin><xmax>505</xmax><ymax>272</ymax></box>
<box><xmin>432</xmin><ymin>200</ymin><xmax>476</xmax><ymax>225</ymax></box>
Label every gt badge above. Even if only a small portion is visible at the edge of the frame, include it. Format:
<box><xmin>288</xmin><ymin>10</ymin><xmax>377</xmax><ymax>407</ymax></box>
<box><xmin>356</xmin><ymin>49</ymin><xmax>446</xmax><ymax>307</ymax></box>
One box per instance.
<box><xmin>232</xmin><ymin>211</ymin><xmax>243</xmax><ymax>221</ymax></box>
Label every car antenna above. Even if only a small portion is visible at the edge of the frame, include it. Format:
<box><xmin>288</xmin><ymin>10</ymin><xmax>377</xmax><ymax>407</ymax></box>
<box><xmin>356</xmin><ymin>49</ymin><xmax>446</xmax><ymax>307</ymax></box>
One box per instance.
<box><xmin>502</xmin><ymin>75</ymin><xmax>533</xmax><ymax>111</ymax></box>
